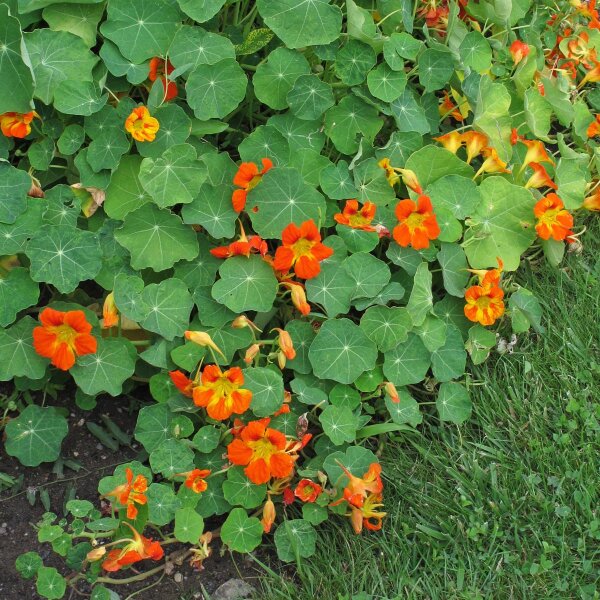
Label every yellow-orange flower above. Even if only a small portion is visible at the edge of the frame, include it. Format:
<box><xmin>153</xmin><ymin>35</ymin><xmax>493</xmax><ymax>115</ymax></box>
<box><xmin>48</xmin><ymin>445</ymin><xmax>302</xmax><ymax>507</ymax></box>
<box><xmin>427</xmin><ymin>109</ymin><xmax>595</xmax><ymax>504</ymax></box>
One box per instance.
<box><xmin>261</xmin><ymin>497</ymin><xmax>276</xmax><ymax>533</ymax></box>
<box><xmin>519</xmin><ymin>139</ymin><xmax>555</xmax><ymax>167</ymax></box>
<box><xmin>281</xmin><ymin>281</ymin><xmax>311</xmax><ymax>316</ymax></box>
<box><xmin>332</xmin><ymin>462</ymin><xmax>383</xmax><ymax>508</ymax></box>
<box><xmin>273</xmin><ymin>328</ymin><xmax>296</xmax><ymax>360</ymax></box>
<box><xmin>33</xmin><ymin>308</ymin><xmax>97</xmax><ymax>371</ymax></box>
<box><xmin>180</xmin><ymin>468</ymin><xmax>211</xmax><ymax>494</ymax></box>
<box><xmin>464</xmin><ymin>284</ymin><xmax>505</xmax><ymax>326</ymax></box>
<box><xmin>474</xmin><ymin>147</ymin><xmax>511</xmax><ymax>177</ymax></box>
<box><xmin>525</xmin><ymin>162</ymin><xmax>557</xmax><ymax>190</ymax></box>
<box><xmin>193</xmin><ymin>365</ymin><xmax>252</xmax><ymax>421</ymax></box>
<box><xmin>348</xmin><ymin>492</ymin><xmax>386</xmax><ymax>534</ymax></box>
<box><xmin>184</xmin><ymin>330</ymin><xmax>226</xmax><ymax>359</ymax></box>
<box><xmin>102</xmin><ymin>293</ymin><xmax>119</xmax><ymax>329</ymax></box>
<box><xmin>583</xmin><ymin>187</ymin><xmax>600</xmax><ymax>210</ymax></box>
<box><xmin>534</xmin><ymin>193</ymin><xmax>574</xmax><ymax>241</ymax></box>
<box><xmin>273</xmin><ymin>219</ymin><xmax>333</xmax><ymax>280</ymax></box>
<box><xmin>0</xmin><ymin>111</ymin><xmax>38</xmax><ymax>138</ymax></box>
<box><xmin>227</xmin><ymin>418</ymin><xmax>296</xmax><ymax>485</ymax></box>
<box><xmin>439</xmin><ymin>91</ymin><xmax>464</xmax><ymax>121</ymax></box>
<box><xmin>124</xmin><ymin>106</ymin><xmax>159</xmax><ymax>142</ymax></box>
<box><xmin>294</xmin><ymin>479</ymin><xmax>322</xmax><ymax>503</ymax></box>
<box><xmin>510</xmin><ymin>40</ymin><xmax>530</xmax><ymax>65</ymax></box>
<box><xmin>393</xmin><ymin>195</ymin><xmax>440</xmax><ymax>250</ymax></box>
<box><xmin>105</xmin><ymin>468</ymin><xmax>148</xmax><ymax>520</ymax></box>
<box><xmin>462</xmin><ymin>131</ymin><xmax>489</xmax><ymax>164</ymax></box>
<box><xmin>334</xmin><ymin>200</ymin><xmax>377</xmax><ymax>231</ymax></box>
<box><xmin>434</xmin><ymin>131</ymin><xmax>463</xmax><ymax>154</ymax></box>
<box><xmin>587</xmin><ymin>114</ymin><xmax>600</xmax><ymax>137</ymax></box>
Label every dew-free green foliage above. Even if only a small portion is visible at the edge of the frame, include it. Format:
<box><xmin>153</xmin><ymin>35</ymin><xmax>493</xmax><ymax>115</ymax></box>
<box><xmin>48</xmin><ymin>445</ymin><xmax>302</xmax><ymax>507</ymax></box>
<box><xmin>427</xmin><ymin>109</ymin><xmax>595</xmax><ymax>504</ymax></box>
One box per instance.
<box><xmin>2</xmin><ymin>0</ymin><xmax>599</xmax><ymax>597</ymax></box>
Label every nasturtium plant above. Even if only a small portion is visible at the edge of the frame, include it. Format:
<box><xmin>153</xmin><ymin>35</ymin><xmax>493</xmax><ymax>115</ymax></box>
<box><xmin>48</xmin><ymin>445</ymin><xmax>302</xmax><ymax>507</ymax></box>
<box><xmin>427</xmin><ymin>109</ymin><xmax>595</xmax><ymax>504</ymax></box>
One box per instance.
<box><xmin>2</xmin><ymin>0</ymin><xmax>599</xmax><ymax>595</ymax></box>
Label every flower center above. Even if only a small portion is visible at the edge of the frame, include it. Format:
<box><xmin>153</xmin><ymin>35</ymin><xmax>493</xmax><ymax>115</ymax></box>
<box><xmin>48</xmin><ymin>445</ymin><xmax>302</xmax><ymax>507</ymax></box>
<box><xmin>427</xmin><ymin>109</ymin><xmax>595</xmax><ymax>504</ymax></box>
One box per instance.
<box><xmin>349</xmin><ymin>213</ymin><xmax>371</xmax><ymax>227</ymax></box>
<box><xmin>49</xmin><ymin>324</ymin><xmax>77</xmax><ymax>348</ymax></box>
<box><xmin>405</xmin><ymin>211</ymin><xmax>428</xmax><ymax>231</ymax></box>
<box><xmin>212</xmin><ymin>375</ymin><xmax>237</xmax><ymax>399</ymax></box>
<box><xmin>474</xmin><ymin>295</ymin><xmax>495</xmax><ymax>310</ymax></box>
<box><xmin>248</xmin><ymin>437</ymin><xmax>277</xmax><ymax>461</ymax></box>
<box><xmin>292</xmin><ymin>238</ymin><xmax>315</xmax><ymax>259</ymax></box>
<box><xmin>247</xmin><ymin>175</ymin><xmax>262</xmax><ymax>191</ymax></box>
<box><xmin>538</xmin><ymin>207</ymin><xmax>560</xmax><ymax>226</ymax></box>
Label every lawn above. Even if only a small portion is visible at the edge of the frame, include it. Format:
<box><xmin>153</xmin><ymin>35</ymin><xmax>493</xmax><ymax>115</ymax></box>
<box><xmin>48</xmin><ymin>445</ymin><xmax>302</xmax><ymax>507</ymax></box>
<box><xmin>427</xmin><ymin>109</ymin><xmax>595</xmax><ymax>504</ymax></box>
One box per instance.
<box><xmin>255</xmin><ymin>222</ymin><xmax>600</xmax><ymax>600</ymax></box>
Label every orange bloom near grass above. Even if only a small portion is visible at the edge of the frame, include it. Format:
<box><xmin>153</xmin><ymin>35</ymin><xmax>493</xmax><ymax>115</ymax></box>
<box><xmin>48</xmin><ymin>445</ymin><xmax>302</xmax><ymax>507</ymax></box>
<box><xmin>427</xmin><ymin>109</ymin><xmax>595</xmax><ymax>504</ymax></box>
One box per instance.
<box><xmin>105</xmin><ymin>467</ymin><xmax>148</xmax><ymax>520</ymax></box>
<box><xmin>334</xmin><ymin>200</ymin><xmax>377</xmax><ymax>231</ymax></box>
<box><xmin>273</xmin><ymin>219</ymin><xmax>333</xmax><ymax>279</ymax></box>
<box><xmin>0</xmin><ymin>111</ymin><xmax>38</xmax><ymax>138</ymax></box>
<box><xmin>294</xmin><ymin>479</ymin><xmax>322</xmax><ymax>502</ymax></box>
<box><xmin>393</xmin><ymin>195</ymin><xmax>440</xmax><ymax>250</ymax></box>
<box><xmin>227</xmin><ymin>418</ymin><xmax>296</xmax><ymax>485</ymax></box>
<box><xmin>349</xmin><ymin>492</ymin><xmax>387</xmax><ymax>534</ymax></box>
<box><xmin>534</xmin><ymin>193</ymin><xmax>574</xmax><ymax>240</ymax></box>
<box><xmin>192</xmin><ymin>365</ymin><xmax>252</xmax><ymax>421</ymax></box>
<box><xmin>464</xmin><ymin>284</ymin><xmax>505</xmax><ymax>326</ymax></box>
<box><xmin>124</xmin><ymin>106</ymin><xmax>159</xmax><ymax>142</ymax></box>
<box><xmin>33</xmin><ymin>308</ymin><xmax>97</xmax><ymax>371</ymax></box>
<box><xmin>232</xmin><ymin>158</ymin><xmax>273</xmax><ymax>212</ymax></box>
<box><xmin>101</xmin><ymin>523</ymin><xmax>163</xmax><ymax>572</ymax></box>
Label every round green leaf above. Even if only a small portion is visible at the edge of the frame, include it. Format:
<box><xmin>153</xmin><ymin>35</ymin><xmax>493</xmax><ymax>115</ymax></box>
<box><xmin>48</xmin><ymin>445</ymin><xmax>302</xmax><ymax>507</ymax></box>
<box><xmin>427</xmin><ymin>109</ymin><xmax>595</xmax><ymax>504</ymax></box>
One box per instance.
<box><xmin>319</xmin><ymin>405</ymin><xmax>359</xmax><ymax>445</ymax></box>
<box><xmin>257</xmin><ymin>0</ymin><xmax>342</xmax><ymax>49</ymax></box>
<box><xmin>36</xmin><ymin>566</ymin><xmax>66</xmax><ymax>600</ymax></box>
<box><xmin>0</xmin><ymin>162</ymin><xmax>32</xmax><ymax>225</ymax></box>
<box><xmin>186</xmin><ymin>59</ymin><xmax>247</xmax><ymax>120</ymax></box>
<box><xmin>335</xmin><ymin>40</ymin><xmax>376</xmax><ymax>85</ymax></box>
<box><xmin>405</xmin><ymin>145</ymin><xmax>474</xmax><ymax>189</ymax></box>
<box><xmin>245</xmin><ymin>367</ymin><xmax>285</xmax><ymax>418</ymax></box>
<box><xmin>15</xmin><ymin>552</ymin><xmax>43</xmax><ymax>580</ymax></box>
<box><xmin>53</xmin><ymin>80</ymin><xmax>108</xmax><ymax>116</ymax></box>
<box><xmin>0</xmin><ymin>316</ymin><xmax>48</xmax><ymax>381</ymax></box>
<box><xmin>57</xmin><ymin>124</ymin><xmax>85</xmax><ymax>155</ymax></box>
<box><xmin>343</xmin><ymin>253</ymin><xmax>390</xmax><ymax>300</ymax></box>
<box><xmin>305</xmin><ymin>262</ymin><xmax>356</xmax><ymax>318</ymax></box>
<box><xmin>437</xmin><ymin>243</ymin><xmax>469</xmax><ymax>298</ymax></box>
<box><xmin>140</xmin><ymin>144</ymin><xmax>207</xmax><ymax>208</ymax></box>
<box><xmin>254</xmin><ymin>48</ymin><xmax>311</xmax><ymax>110</ymax></box>
<box><xmin>150</xmin><ymin>438</ymin><xmax>195</xmax><ymax>477</ymax></box>
<box><xmin>285</xmin><ymin>320</ymin><xmax>316</xmax><ymax>374</ymax></box>
<box><xmin>319</xmin><ymin>160</ymin><xmax>359</xmax><ymax>199</ymax></box>
<box><xmin>416</xmin><ymin>315</ymin><xmax>447</xmax><ymax>353</ymax></box>
<box><xmin>5</xmin><ymin>405</ymin><xmax>68</xmax><ymax>467</ymax></box>
<box><xmin>115</xmin><ymin>204</ymin><xmax>199</xmax><ymax>272</ymax></box>
<box><xmin>136</xmin><ymin>104</ymin><xmax>192</xmax><ymax>158</ymax></box>
<box><xmin>134</xmin><ymin>404</ymin><xmax>174</xmax><ymax>453</ymax></box>
<box><xmin>436</xmin><ymin>382</ymin><xmax>472</xmax><ymax>424</ymax></box>
<box><xmin>105</xmin><ymin>155</ymin><xmax>152</xmax><ymax>220</ymax></box>
<box><xmin>383</xmin><ymin>333</ymin><xmax>431</xmax><ymax>386</ymax></box>
<box><xmin>459</xmin><ymin>31</ymin><xmax>492</xmax><ymax>72</ymax></box>
<box><xmin>323</xmin><ymin>446</ymin><xmax>378</xmax><ymax>485</ymax></box>
<box><xmin>223</xmin><ymin>466</ymin><xmax>267</xmax><ymax>509</ymax></box>
<box><xmin>309</xmin><ymin>318</ymin><xmax>378</xmax><ymax>384</ymax></box>
<box><xmin>147</xmin><ymin>483</ymin><xmax>181</xmax><ymax>526</ymax></box>
<box><xmin>212</xmin><ymin>255</ymin><xmax>278</xmax><ymax>313</ymax></box>
<box><xmin>384</xmin><ymin>32</ymin><xmax>423</xmax><ymax>66</ymax></box>
<box><xmin>99</xmin><ymin>39</ymin><xmax>148</xmax><ymax>84</ymax></box>
<box><xmin>360</xmin><ymin>306</ymin><xmax>412</xmax><ymax>352</ymax></box>
<box><xmin>390</xmin><ymin>89</ymin><xmax>430</xmax><ymax>134</ymax></box>
<box><xmin>275</xmin><ymin>519</ymin><xmax>317</xmax><ymax>562</ymax></box>
<box><xmin>182</xmin><ymin>183</ymin><xmax>237</xmax><ymax>239</ymax></box>
<box><xmin>174</xmin><ymin>507</ymin><xmax>204</xmax><ymax>543</ymax></box>
<box><xmin>287</xmin><ymin>74</ymin><xmax>334</xmax><ymax>121</ymax></box>
<box><xmin>367</xmin><ymin>62</ymin><xmax>407</xmax><ymax>102</ymax></box>
<box><xmin>0</xmin><ymin>268</ymin><xmax>40</xmax><ymax>327</ymax></box>
<box><xmin>177</xmin><ymin>0</ymin><xmax>226</xmax><ymax>22</ymax></box>
<box><xmin>192</xmin><ymin>425</ymin><xmax>221</xmax><ymax>453</ymax></box>
<box><xmin>248</xmin><ymin>168</ymin><xmax>326</xmax><ymax>239</ymax></box>
<box><xmin>43</xmin><ymin>2</ymin><xmax>105</xmax><ymax>47</ymax></box>
<box><xmin>169</xmin><ymin>25</ymin><xmax>235</xmax><ymax>70</ymax></box>
<box><xmin>71</xmin><ymin>338</ymin><xmax>136</xmax><ymax>397</ymax></box>
<box><xmin>221</xmin><ymin>508</ymin><xmax>263</xmax><ymax>553</ymax></box>
<box><xmin>26</xmin><ymin>225</ymin><xmax>102</xmax><ymax>294</ymax></box>
<box><xmin>430</xmin><ymin>325</ymin><xmax>466</xmax><ymax>382</ymax></box>
<box><xmin>418</xmin><ymin>48</ymin><xmax>455</xmax><ymax>92</ymax></box>
<box><xmin>406</xmin><ymin>262</ymin><xmax>433</xmax><ymax>327</ymax></box>
<box><xmin>427</xmin><ymin>175</ymin><xmax>481</xmax><ymax>220</ymax></box>
<box><xmin>385</xmin><ymin>388</ymin><xmax>422</xmax><ymax>427</ymax></box>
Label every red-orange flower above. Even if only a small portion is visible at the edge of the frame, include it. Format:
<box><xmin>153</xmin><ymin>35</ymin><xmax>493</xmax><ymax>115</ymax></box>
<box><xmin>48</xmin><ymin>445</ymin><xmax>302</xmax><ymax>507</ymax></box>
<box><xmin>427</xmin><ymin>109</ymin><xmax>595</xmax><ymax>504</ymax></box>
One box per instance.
<box><xmin>148</xmin><ymin>57</ymin><xmax>177</xmax><ymax>101</ymax></box>
<box><xmin>193</xmin><ymin>365</ymin><xmax>252</xmax><ymax>421</ymax></box>
<box><xmin>519</xmin><ymin>139</ymin><xmax>555</xmax><ymax>167</ymax></box>
<box><xmin>102</xmin><ymin>523</ymin><xmax>163</xmax><ymax>572</ymax></box>
<box><xmin>181</xmin><ymin>468</ymin><xmax>211</xmax><ymax>494</ymax></box>
<box><xmin>0</xmin><ymin>111</ymin><xmax>38</xmax><ymax>138</ymax></box>
<box><xmin>33</xmin><ymin>308</ymin><xmax>97</xmax><ymax>371</ymax></box>
<box><xmin>534</xmin><ymin>193</ymin><xmax>574</xmax><ymax>241</ymax></box>
<box><xmin>583</xmin><ymin>187</ymin><xmax>600</xmax><ymax>210</ymax></box>
<box><xmin>587</xmin><ymin>114</ymin><xmax>600</xmax><ymax>137</ymax></box>
<box><xmin>348</xmin><ymin>492</ymin><xmax>387</xmax><ymax>534</ymax></box>
<box><xmin>261</xmin><ymin>497</ymin><xmax>276</xmax><ymax>533</ymax></box>
<box><xmin>105</xmin><ymin>468</ymin><xmax>148</xmax><ymax>520</ymax></box>
<box><xmin>273</xmin><ymin>219</ymin><xmax>333</xmax><ymax>279</ymax></box>
<box><xmin>393</xmin><ymin>195</ymin><xmax>440</xmax><ymax>250</ymax></box>
<box><xmin>474</xmin><ymin>147</ymin><xmax>511</xmax><ymax>177</ymax></box>
<box><xmin>294</xmin><ymin>479</ymin><xmax>322</xmax><ymax>503</ymax></box>
<box><xmin>334</xmin><ymin>462</ymin><xmax>383</xmax><ymax>508</ymax></box>
<box><xmin>227</xmin><ymin>418</ymin><xmax>296</xmax><ymax>485</ymax></box>
<box><xmin>210</xmin><ymin>223</ymin><xmax>267</xmax><ymax>258</ymax></box>
<box><xmin>232</xmin><ymin>158</ymin><xmax>273</xmax><ymax>212</ymax></box>
<box><xmin>334</xmin><ymin>200</ymin><xmax>377</xmax><ymax>231</ymax></box>
<box><xmin>510</xmin><ymin>40</ymin><xmax>530</xmax><ymax>65</ymax></box>
<box><xmin>169</xmin><ymin>370</ymin><xmax>194</xmax><ymax>398</ymax></box>
<box><xmin>124</xmin><ymin>106</ymin><xmax>159</xmax><ymax>142</ymax></box>
<box><xmin>464</xmin><ymin>284</ymin><xmax>505</xmax><ymax>326</ymax></box>
<box><xmin>525</xmin><ymin>162</ymin><xmax>558</xmax><ymax>190</ymax></box>
<box><xmin>439</xmin><ymin>91</ymin><xmax>464</xmax><ymax>121</ymax></box>
<box><xmin>102</xmin><ymin>293</ymin><xmax>119</xmax><ymax>329</ymax></box>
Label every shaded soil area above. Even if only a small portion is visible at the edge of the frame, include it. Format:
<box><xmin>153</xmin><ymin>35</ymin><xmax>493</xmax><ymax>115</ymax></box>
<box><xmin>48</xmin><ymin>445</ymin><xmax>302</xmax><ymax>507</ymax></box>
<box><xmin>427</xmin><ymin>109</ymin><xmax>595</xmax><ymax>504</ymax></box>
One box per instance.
<box><xmin>0</xmin><ymin>392</ymin><xmax>261</xmax><ymax>600</ymax></box>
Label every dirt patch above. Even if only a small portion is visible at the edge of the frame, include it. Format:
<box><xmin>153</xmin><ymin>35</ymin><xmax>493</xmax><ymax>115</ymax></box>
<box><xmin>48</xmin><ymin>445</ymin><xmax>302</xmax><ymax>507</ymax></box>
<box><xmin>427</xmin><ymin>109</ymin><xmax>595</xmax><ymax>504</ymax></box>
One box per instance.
<box><xmin>0</xmin><ymin>392</ymin><xmax>262</xmax><ymax>600</ymax></box>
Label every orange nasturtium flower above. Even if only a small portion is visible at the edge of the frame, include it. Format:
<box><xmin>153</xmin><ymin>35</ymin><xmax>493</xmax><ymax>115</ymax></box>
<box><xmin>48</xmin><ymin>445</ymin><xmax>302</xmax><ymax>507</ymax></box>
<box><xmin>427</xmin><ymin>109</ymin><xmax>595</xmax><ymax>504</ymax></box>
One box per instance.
<box><xmin>434</xmin><ymin>131</ymin><xmax>463</xmax><ymax>154</ymax></box>
<box><xmin>101</xmin><ymin>523</ymin><xmax>164</xmax><ymax>572</ymax></box>
<box><xmin>461</xmin><ymin>131</ymin><xmax>489</xmax><ymax>164</ymax></box>
<box><xmin>184</xmin><ymin>330</ymin><xmax>226</xmax><ymax>359</ymax></box>
<box><xmin>102</xmin><ymin>293</ymin><xmax>119</xmax><ymax>329</ymax></box>
<box><xmin>169</xmin><ymin>370</ymin><xmax>194</xmax><ymax>398</ymax></box>
<box><xmin>464</xmin><ymin>283</ymin><xmax>505</xmax><ymax>326</ymax></box>
<box><xmin>179</xmin><ymin>468</ymin><xmax>211</xmax><ymax>494</ymax></box>
<box><xmin>519</xmin><ymin>138</ymin><xmax>555</xmax><ymax>168</ymax></box>
<box><xmin>124</xmin><ymin>106</ymin><xmax>160</xmax><ymax>142</ymax></box>
<box><xmin>474</xmin><ymin>146</ymin><xmax>511</xmax><ymax>177</ymax></box>
<box><xmin>583</xmin><ymin>187</ymin><xmax>600</xmax><ymax>211</ymax></box>
<box><xmin>294</xmin><ymin>479</ymin><xmax>323</xmax><ymax>503</ymax></box>
<box><xmin>261</xmin><ymin>496</ymin><xmax>277</xmax><ymax>533</ymax></box>
<box><xmin>148</xmin><ymin>57</ymin><xmax>178</xmax><ymax>101</ymax></box>
<box><xmin>193</xmin><ymin>365</ymin><xmax>252</xmax><ymax>421</ymax></box>
<box><xmin>232</xmin><ymin>158</ymin><xmax>273</xmax><ymax>212</ymax></box>
<box><xmin>33</xmin><ymin>308</ymin><xmax>97</xmax><ymax>371</ymax></box>
<box><xmin>587</xmin><ymin>114</ymin><xmax>600</xmax><ymax>137</ymax></box>
<box><xmin>348</xmin><ymin>492</ymin><xmax>387</xmax><ymax>534</ymax></box>
<box><xmin>273</xmin><ymin>328</ymin><xmax>296</xmax><ymax>360</ymax></box>
<box><xmin>534</xmin><ymin>193</ymin><xmax>574</xmax><ymax>241</ymax></box>
<box><xmin>210</xmin><ymin>223</ymin><xmax>267</xmax><ymax>258</ymax></box>
<box><xmin>334</xmin><ymin>199</ymin><xmax>377</xmax><ymax>231</ymax></box>
<box><xmin>280</xmin><ymin>281</ymin><xmax>311</xmax><ymax>316</ymax></box>
<box><xmin>332</xmin><ymin>462</ymin><xmax>384</xmax><ymax>508</ymax></box>
<box><xmin>105</xmin><ymin>468</ymin><xmax>148</xmax><ymax>519</ymax></box>
<box><xmin>273</xmin><ymin>219</ymin><xmax>333</xmax><ymax>280</ymax></box>
<box><xmin>0</xmin><ymin>111</ymin><xmax>38</xmax><ymax>138</ymax></box>
<box><xmin>393</xmin><ymin>195</ymin><xmax>441</xmax><ymax>250</ymax></box>
<box><xmin>227</xmin><ymin>418</ymin><xmax>296</xmax><ymax>485</ymax></box>
<box><xmin>439</xmin><ymin>91</ymin><xmax>464</xmax><ymax>121</ymax></box>
<box><xmin>509</xmin><ymin>40</ymin><xmax>530</xmax><ymax>65</ymax></box>
<box><xmin>524</xmin><ymin>162</ymin><xmax>558</xmax><ymax>190</ymax></box>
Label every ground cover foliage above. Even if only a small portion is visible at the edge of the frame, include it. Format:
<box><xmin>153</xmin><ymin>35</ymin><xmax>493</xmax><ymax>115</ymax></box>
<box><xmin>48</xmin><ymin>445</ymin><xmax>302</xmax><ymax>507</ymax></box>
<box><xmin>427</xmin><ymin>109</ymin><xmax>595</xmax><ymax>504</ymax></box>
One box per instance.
<box><xmin>0</xmin><ymin>0</ymin><xmax>599</xmax><ymax>597</ymax></box>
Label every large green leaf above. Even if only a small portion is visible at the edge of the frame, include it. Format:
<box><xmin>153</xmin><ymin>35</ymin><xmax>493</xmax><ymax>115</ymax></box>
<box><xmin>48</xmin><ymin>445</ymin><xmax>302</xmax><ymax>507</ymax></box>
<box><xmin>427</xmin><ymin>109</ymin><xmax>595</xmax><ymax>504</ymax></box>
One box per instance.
<box><xmin>406</xmin><ymin>262</ymin><xmax>433</xmax><ymax>327</ymax></box>
<box><xmin>169</xmin><ymin>25</ymin><xmax>235</xmax><ymax>70</ymax></box>
<box><xmin>71</xmin><ymin>338</ymin><xmax>137</xmax><ymax>396</ymax></box>
<box><xmin>0</xmin><ymin>268</ymin><xmax>40</xmax><ymax>327</ymax></box>
<box><xmin>5</xmin><ymin>405</ymin><xmax>68</xmax><ymax>467</ymax></box>
<box><xmin>275</xmin><ymin>519</ymin><xmax>317</xmax><ymax>562</ymax></box>
<box><xmin>463</xmin><ymin>177</ymin><xmax>536</xmax><ymax>271</ymax></box>
<box><xmin>0</xmin><ymin>316</ymin><xmax>48</xmax><ymax>381</ymax></box>
<box><xmin>437</xmin><ymin>243</ymin><xmax>469</xmax><ymax>298</ymax></box>
<box><xmin>436</xmin><ymin>381</ymin><xmax>472</xmax><ymax>424</ymax></box>
<box><xmin>104</xmin><ymin>155</ymin><xmax>152</xmax><ymax>219</ymax></box>
<box><xmin>248</xmin><ymin>168</ymin><xmax>326</xmax><ymax>239</ymax></box>
<box><xmin>0</xmin><ymin>4</ymin><xmax>34</xmax><ymax>113</ymax></box>
<box><xmin>115</xmin><ymin>204</ymin><xmax>199</xmax><ymax>272</ymax></box>
<box><xmin>319</xmin><ymin>405</ymin><xmax>359</xmax><ymax>445</ymax></box>
<box><xmin>177</xmin><ymin>0</ymin><xmax>226</xmax><ymax>22</ymax></box>
<box><xmin>246</xmin><ymin>367</ymin><xmax>285</xmax><ymax>418</ymax></box>
<box><xmin>181</xmin><ymin>183</ymin><xmax>237</xmax><ymax>239</ymax></box>
<box><xmin>223</xmin><ymin>467</ymin><xmax>267</xmax><ymax>509</ymax></box>
<box><xmin>0</xmin><ymin>161</ymin><xmax>32</xmax><ymax>225</ymax></box>
<box><xmin>360</xmin><ymin>306</ymin><xmax>412</xmax><ymax>352</ymax></box>
<box><xmin>430</xmin><ymin>325</ymin><xmax>466</xmax><ymax>382</ymax></box>
<box><xmin>309</xmin><ymin>318</ymin><xmax>378</xmax><ymax>384</ymax></box>
<box><xmin>305</xmin><ymin>261</ymin><xmax>356</xmax><ymax>317</ymax></box>
<box><xmin>25</xmin><ymin>29</ymin><xmax>97</xmax><ymax>104</ymax></box>
<box><xmin>383</xmin><ymin>333</ymin><xmax>431</xmax><ymax>386</ymax></box>
<box><xmin>26</xmin><ymin>226</ymin><xmax>102</xmax><ymax>294</ymax></box>
<box><xmin>100</xmin><ymin>0</ymin><xmax>181</xmax><ymax>63</ymax></box>
<box><xmin>140</xmin><ymin>144</ymin><xmax>207</xmax><ymax>208</ymax></box>
<box><xmin>257</xmin><ymin>0</ymin><xmax>342</xmax><ymax>49</ymax></box>
<box><xmin>211</xmin><ymin>255</ymin><xmax>278</xmax><ymax>313</ymax></box>
<box><xmin>287</xmin><ymin>74</ymin><xmax>335</xmax><ymax>120</ymax></box>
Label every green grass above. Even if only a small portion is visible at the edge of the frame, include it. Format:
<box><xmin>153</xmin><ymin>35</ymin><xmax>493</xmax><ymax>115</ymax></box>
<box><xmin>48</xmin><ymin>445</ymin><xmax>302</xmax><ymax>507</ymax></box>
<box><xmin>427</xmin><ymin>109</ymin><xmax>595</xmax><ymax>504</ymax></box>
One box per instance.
<box><xmin>256</xmin><ymin>225</ymin><xmax>600</xmax><ymax>600</ymax></box>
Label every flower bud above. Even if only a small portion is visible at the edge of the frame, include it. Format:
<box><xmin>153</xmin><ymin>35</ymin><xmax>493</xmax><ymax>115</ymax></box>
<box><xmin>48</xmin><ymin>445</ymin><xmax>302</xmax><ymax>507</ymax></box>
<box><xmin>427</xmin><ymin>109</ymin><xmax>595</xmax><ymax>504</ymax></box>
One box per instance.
<box><xmin>273</xmin><ymin>328</ymin><xmax>296</xmax><ymax>360</ymax></box>
<box><xmin>102</xmin><ymin>292</ymin><xmax>119</xmax><ymax>329</ymax></box>
<box><xmin>244</xmin><ymin>343</ymin><xmax>261</xmax><ymax>364</ymax></box>
<box><xmin>261</xmin><ymin>497</ymin><xmax>276</xmax><ymax>533</ymax></box>
<box><xmin>384</xmin><ymin>382</ymin><xmax>400</xmax><ymax>404</ymax></box>
<box><xmin>87</xmin><ymin>546</ymin><xmax>107</xmax><ymax>561</ymax></box>
<box><xmin>184</xmin><ymin>330</ymin><xmax>226</xmax><ymax>358</ymax></box>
